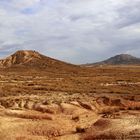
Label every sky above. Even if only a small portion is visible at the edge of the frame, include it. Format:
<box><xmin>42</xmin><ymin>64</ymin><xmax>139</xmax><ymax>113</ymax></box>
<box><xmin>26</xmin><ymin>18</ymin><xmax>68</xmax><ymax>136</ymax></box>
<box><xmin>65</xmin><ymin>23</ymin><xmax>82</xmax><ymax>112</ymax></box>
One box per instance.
<box><xmin>0</xmin><ymin>0</ymin><xmax>140</xmax><ymax>64</ymax></box>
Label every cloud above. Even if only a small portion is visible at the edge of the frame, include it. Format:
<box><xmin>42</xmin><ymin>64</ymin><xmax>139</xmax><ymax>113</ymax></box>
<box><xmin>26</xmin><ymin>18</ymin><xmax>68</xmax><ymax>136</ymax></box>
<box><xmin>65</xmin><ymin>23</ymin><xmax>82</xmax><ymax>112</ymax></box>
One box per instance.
<box><xmin>116</xmin><ymin>0</ymin><xmax>140</xmax><ymax>28</ymax></box>
<box><xmin>0</xmin><ymin>0</ymin><xmax>140</xmax><ymax>64</ymax></box>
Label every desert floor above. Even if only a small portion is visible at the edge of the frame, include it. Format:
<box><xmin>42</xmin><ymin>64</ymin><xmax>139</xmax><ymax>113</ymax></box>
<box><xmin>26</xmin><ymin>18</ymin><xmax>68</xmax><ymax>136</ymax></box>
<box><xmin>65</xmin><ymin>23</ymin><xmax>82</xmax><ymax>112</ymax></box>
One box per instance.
<box><xmin>0</xmin><ymin>65</ymin><xmax>140</xmax><ymax>140</ymax></box>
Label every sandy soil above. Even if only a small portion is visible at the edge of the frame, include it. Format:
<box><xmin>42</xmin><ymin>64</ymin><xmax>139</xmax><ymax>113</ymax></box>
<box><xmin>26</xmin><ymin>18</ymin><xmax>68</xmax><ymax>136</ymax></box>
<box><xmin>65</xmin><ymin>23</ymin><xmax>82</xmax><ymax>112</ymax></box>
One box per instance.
<box><xmin>0</xmin><ymin>65</ymin><xmax>140</xmax><ymax>140</ymax></box>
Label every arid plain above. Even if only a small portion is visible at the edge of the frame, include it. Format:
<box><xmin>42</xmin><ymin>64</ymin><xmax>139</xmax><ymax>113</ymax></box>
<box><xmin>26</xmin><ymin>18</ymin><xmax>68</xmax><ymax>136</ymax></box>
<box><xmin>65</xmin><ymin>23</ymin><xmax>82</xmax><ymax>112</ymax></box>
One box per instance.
<box><xmin>0</xmin><ymin>51</ymin><xmax>140</xmax><ymax>140</ymax></box>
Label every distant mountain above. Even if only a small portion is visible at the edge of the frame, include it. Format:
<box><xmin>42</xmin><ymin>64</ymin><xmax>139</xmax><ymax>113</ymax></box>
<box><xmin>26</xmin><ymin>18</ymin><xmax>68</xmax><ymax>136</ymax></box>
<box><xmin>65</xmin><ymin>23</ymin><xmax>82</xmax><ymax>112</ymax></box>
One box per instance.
<box><xmin>0</xmin><ymin>50</ymin><xmax>77</xmax><ymax>71</ymax></box>
<box><xmin>84</xmin><ymin>54</ymin><xmax>140</xmax><ymax>66</ymax></box>
<box><xmin>1</xmin><ymin>51</ymin><xmax>139</xmax><ymax>70</ymax></box>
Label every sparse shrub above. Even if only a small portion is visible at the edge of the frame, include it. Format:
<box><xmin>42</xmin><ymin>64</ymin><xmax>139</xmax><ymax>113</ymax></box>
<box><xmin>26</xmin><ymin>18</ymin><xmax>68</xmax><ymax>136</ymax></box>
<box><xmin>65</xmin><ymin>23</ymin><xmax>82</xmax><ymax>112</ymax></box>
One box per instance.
<box><xmin>76</xmin><ymin>126</ymin><xmax>86</xmax><ymax>133</ymax></box>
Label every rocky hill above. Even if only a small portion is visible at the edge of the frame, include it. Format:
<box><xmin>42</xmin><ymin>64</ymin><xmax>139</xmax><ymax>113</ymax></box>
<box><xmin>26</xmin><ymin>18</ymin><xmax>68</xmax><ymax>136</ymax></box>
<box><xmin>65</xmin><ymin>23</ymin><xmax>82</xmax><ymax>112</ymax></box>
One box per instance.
<box><xmin>0</xmin><ymin>50</ymin><xmax>77</xmax><ymax>71</ymax></box>
<box><xmin>84</xmin><ymin>54</ymin><xmax>140</xmax><ymax>66</ymax></box>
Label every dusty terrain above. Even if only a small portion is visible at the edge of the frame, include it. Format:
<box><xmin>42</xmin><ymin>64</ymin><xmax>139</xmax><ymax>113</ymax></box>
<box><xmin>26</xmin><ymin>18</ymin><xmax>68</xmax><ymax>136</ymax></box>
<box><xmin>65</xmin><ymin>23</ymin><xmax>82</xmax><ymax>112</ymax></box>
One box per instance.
<box><xmin>0</xmin><ymin>51</ymin><xmax>140</xmax><ymax>140</ymax></box>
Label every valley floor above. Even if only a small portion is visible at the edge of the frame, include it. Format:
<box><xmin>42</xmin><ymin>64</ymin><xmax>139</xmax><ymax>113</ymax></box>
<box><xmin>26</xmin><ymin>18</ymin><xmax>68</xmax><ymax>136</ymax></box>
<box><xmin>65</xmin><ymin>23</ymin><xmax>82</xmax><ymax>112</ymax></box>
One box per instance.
<box><xmin>0</xmin><ymin>65</ymin><xmax>140</xmax><ymax>140</ymax></box>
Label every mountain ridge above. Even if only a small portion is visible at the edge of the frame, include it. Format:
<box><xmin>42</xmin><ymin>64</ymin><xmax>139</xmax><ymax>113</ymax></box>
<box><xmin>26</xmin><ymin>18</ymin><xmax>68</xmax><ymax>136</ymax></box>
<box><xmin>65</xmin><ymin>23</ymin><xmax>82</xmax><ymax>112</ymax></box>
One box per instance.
<box><xmin>0</xmin><ymin>51</ymin><xmax>140</xmax><ymax>68</ymax></box>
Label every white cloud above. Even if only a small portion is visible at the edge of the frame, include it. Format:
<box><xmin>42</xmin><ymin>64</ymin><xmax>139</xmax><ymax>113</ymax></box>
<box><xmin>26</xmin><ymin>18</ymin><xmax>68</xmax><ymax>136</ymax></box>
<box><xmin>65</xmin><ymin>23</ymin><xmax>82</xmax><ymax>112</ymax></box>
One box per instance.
<box><xmin>0</xmin><ymin>0</ymin><xmax>140</xmax><ymax>63</ymax></box>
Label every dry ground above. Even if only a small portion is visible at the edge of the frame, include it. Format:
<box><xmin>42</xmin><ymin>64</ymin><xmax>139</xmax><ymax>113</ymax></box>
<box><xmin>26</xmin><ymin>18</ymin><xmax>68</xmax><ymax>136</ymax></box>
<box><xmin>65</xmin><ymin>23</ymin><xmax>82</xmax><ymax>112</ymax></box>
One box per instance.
<box><xmin>0</xmin><ymin>65</ymin><xmax>140</xmax><ymax>140</ymax></box>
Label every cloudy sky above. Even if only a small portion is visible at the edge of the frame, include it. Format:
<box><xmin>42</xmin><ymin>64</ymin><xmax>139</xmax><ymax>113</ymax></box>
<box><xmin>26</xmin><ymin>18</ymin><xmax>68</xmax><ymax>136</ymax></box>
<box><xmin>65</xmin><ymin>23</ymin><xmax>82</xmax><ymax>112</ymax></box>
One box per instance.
<box><xmin>0</xmin><ymin>0</ymin><xmax>140</xmax><ymax>64</ymax></box>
